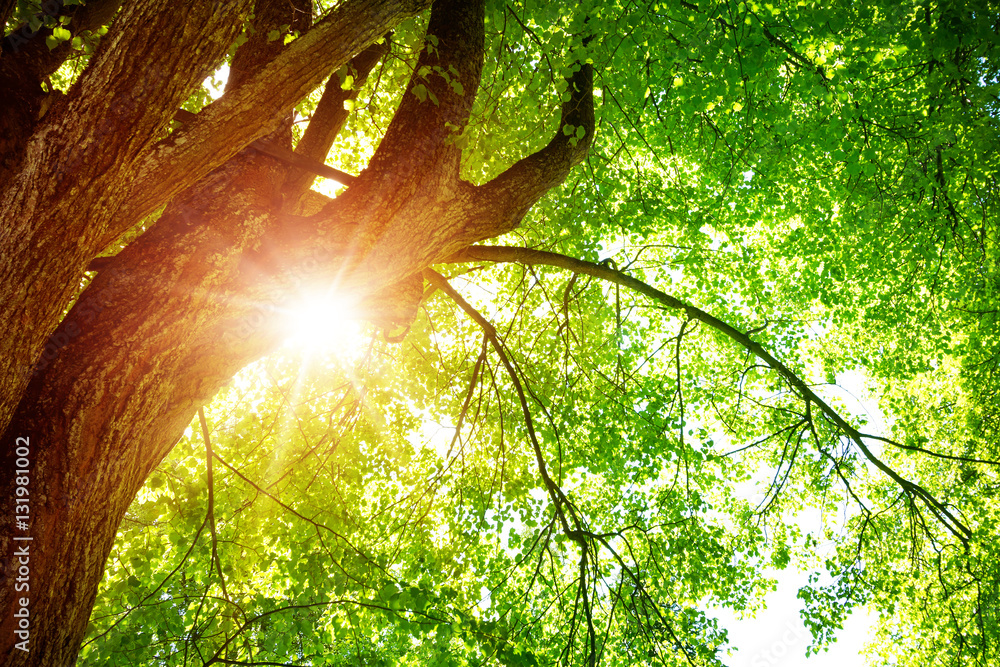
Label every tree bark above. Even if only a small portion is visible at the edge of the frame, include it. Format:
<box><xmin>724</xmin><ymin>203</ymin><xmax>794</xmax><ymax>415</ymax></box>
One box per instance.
<box><xmin>0</xmin><ymin>0</ymin><xmax>124</xmax><ymax>182</ymax></box>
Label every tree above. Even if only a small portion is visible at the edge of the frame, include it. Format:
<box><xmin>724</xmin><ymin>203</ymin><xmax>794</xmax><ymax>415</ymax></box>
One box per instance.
<box><xmin>0</xmin><ymin>0</ymin><xmax>998</xmax><ymax>665</ymax></box>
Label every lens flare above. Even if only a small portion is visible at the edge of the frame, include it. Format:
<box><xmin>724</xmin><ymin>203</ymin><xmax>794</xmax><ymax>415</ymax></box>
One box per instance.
<box><xmin>284</xmin><ymin>291</ymin><xmax>362</xmax><ymax>353</ymax></box>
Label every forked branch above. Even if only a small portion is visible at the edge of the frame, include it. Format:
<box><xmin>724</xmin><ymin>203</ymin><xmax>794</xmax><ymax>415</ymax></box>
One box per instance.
<box><xmin>112</xmin><ymin>0</ymin><xmax>433</xmax><ymax>245</ymax></box>
<box><xmin>424</xmin><ymin>268</ymin><xmax>601</xmax><ymax>666</ymax></box>
<box><xmin>282</xmin><ymin>38</ymin><xmax>391</xmax><ymax>208</ymax></box>
<box><xmin>423</xmin><ymin>269</ymin><xmax>581</xmax><ymax>538</ymax></box>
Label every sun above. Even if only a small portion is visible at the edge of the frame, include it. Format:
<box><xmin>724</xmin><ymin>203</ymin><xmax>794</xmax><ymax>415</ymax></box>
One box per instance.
<box><xmin>282</xmin><ymin>290</ymin><xmax>363</xmax><ymax>354</ymax></box>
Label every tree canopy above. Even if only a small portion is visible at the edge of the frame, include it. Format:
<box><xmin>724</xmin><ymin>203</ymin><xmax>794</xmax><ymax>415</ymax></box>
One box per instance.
<box><xmin>1</xmin><ymin>0</ymin><xmax>998</xmax><ymax>665</ymax></box>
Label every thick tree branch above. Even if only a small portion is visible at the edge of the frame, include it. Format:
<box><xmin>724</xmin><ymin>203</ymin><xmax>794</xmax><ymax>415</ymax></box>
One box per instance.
<box><xmin>1</xmin><ymin>0</ymin><xmax>223</xmax><ymax>183</ymax></box>
<box><xmin>289</xmin><ymin>0</ymin><xmax>491</xmax><ymax>292</ymax></box>
<box><xmin>445</xmin><ymin>245</ymin><xmax>972</xmax><ymax>542</ymax></box>
<box><xmin>172</xmin><ymin>108</ymin><xmax>358</xmax><ymax>186</ymax></box>
<box><xmin>254</xmin><ymin>139</ymin><xmax>360</xmax><ymax>186</ymax></box>
<box><xmin>361</xmin><ymin>0</ymin><xmax>485</xmax><ymax>184</ymax></box>
<box><xmin>111</xmin><ymin>0</ymin><xmax>432</xmax><ymax>249</ymax></box>
<box><xmin>472</xmin><ymin>58</ymin><xmax>594</xmax><ymax>237</ymax></box>
<box><xmin>0</xmin><ymin>0</ymin><xmax>251</xmax><ymax>437</ymax></box>
<box><xmin>228</xmin><ymin>0</ymin><xmax>311</xmax><ymax>91</ymax></box>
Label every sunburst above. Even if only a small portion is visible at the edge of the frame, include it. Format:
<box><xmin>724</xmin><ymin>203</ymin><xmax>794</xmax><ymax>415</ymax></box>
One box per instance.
<box><xmin>282</xmin><ymin>289</ymin><xmax>363</xmax><ymax>356</ymax></box>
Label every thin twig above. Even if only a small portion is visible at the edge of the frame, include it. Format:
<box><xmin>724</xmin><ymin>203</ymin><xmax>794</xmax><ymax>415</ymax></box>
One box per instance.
<box><xmin>199</xmin><ymin>408</ymin><xmax>231</xmax><ymax>604</ymax></box>
<box><xmin>447</xmin><ymin>245</ymin><xmax>972</xmax><ymax>543</ymax></box>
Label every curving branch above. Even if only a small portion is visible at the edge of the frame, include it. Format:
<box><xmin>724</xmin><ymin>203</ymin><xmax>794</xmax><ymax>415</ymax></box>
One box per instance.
<box><xmin>425</xmin><ymin>266</ymin><xmax>604</xmax><ymax>666</ymax></box>
<box><xmin>445</xmin><ymin>245</ymin><xmax>972</xmax><ymax>542</ymax></box>
<box><xmin>269</xmin><ymin>0</ymin><xmax>596</xmax><ymax>278</ymax></box>
<box><xmin>423</xmin><ymin>269</ymin><xmax>582</xmax><ymax>537</ymax></box>
<box><xmin>860</xmin><ymin>432</ymin><xmax>1000</xmax><ymax>467</ymax></box>
<box><xmin>198</xmin><ymin>408</ymin><xmax>230</xmax><ymax>604</ymax></box>
<box><xmin>428</xmin><ymin>267</ymin><xmax>717</xmax><ymax>666</ymax></box>
<box><xmin>465</xmin><ymin>55</ymin><xmax>594</xmax><ymax>242</ymax></box>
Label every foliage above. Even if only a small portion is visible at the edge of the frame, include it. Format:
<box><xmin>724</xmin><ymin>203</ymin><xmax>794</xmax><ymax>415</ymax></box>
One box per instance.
<box><xmin>56</xmin><ymin>0</ymin><xmax>1000</xmax><ymax>665</ymax></box>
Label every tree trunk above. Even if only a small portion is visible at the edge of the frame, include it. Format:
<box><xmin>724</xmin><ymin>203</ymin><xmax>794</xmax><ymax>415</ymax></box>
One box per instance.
<box><xmin>0</xmin><ymin>0</ymin><xmax>592</xmax><ymax>662</ymax></box>
<box><xmin>0</xmin><ymin>0</ymin><xmax>431</xmax><ymax>439</ymax></box>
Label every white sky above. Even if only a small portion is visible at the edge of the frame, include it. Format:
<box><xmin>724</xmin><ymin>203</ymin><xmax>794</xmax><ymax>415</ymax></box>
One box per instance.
<box><xmin>716</xmin><ymin>572</ymin><xmax>876</xmax><ymax>667</ymax></box>
<box><xmin>714</xmin><ymin>370</ymin><xmax>886</xmax><ymax>666</ymax></box>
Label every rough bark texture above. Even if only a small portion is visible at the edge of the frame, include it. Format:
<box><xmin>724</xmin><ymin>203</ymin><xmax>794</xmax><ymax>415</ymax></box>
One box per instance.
<box><xmin>282</xmin><ymin>38</ymin><xmax>390</xmax><ymax>209</ymax></box>
<box><xmin>0</xmin><ymin>0</ymin><xmax>123</xmax><ymax>181</ymax></box>
<box><xmin>0</xmin><ymin>0</ymin><xmax>592</xmax><ymax>663</ymax></box>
